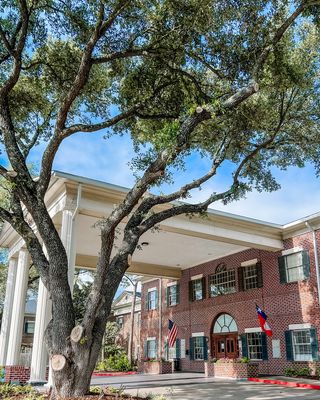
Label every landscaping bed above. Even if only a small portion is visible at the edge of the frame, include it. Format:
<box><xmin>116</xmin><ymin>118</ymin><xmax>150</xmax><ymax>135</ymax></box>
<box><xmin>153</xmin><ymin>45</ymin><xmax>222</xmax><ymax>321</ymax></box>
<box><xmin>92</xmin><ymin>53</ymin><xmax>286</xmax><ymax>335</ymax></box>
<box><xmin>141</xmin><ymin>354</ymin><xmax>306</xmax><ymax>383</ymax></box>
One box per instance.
<box><xmin>0</xmin><ymin>384</ymin><xmax>165</xmax><ymax>400</ymax></box>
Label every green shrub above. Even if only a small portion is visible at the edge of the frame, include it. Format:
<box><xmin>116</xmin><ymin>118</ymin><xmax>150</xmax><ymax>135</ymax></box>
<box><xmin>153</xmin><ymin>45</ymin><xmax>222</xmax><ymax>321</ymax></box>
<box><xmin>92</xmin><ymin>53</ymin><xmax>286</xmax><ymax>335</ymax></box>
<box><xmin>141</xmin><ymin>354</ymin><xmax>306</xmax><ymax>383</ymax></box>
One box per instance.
<box><xmin>284</xmin><ymin>367</ymin><xmax>312</xmax><ymax>377</ymax></box>
<box><xmin>0</xmin><ymin>366</ymin><xmax>5</xmax><ymax>382</ymax></box>
<box><xmin>96</xmin><ymin>351</ymin><xmax>132</xmax><ymax>372</ymax></box>
<box><xmin>295</xmin><ymin>367</ymin><xmax>312</xmax><ymax>377</ymax></box>
<box><xmin>284</xmin><ymin>367</ymin><xmax>296</xmax><ymax>377</ymax></box>
<box><xmin>0</xmin><ymin>384</ymin><xmax>44</xmax><ymax>398</ymax></box>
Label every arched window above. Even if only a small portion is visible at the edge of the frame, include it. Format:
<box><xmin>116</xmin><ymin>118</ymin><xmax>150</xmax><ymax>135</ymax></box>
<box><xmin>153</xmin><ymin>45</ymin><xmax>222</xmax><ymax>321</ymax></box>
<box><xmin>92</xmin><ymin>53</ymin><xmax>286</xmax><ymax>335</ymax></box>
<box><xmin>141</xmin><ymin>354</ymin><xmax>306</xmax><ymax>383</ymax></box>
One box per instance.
<box><xmin>209</xmin><ymin>263</ymin><xmax>236</xmax><ymax>297</ymax></box>
<box><xmin>213</xmin><ymin>314</ymin><xmax>238</xmax><ymax>333</ymax></box>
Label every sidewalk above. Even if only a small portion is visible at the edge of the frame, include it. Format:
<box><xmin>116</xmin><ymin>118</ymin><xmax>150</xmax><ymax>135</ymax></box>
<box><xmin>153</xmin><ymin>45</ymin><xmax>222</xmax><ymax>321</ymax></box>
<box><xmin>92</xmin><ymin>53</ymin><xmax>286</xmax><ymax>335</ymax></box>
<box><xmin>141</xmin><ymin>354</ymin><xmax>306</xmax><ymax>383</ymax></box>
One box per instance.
<box><xmin>249</xmin><ymin>375</ymin><xmax>320</xmax><ymax>390</ymax></box>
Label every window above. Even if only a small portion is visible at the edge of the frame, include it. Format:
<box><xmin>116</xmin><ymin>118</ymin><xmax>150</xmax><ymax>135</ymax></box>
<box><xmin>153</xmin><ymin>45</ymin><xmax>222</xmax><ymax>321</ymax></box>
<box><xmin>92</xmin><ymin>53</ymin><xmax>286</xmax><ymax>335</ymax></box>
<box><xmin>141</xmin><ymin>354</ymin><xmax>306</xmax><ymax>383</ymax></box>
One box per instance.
<box><xmin>146</xmin><ymin>339</ymin><xmax>157</xmax><ymax>359</ymax></box>
<box><xmin>24</xmin><ymin>321</ymin><xmax>35</xmax><ymax>334</ymax></box>
<box><xmin>213</xmin><ymin>314</ymin><xmax>238</xmax><ymax>333</ymax></box>
<box><xmin>166</xmin><ymin>338</ymin><xmax>181</xmax><ymax>360</ymax></box>
<box><xmin>147</xmin><ymin>289</ymin><xmax>158</xmax><ymax>310</ymax></box>
<box><xmin>189</xmin><ymin>336</ymin><xmax>208</xmax><ymax>361</ymax></box>
<box><xmin>247</xmin><ymin>332</ymin><xmax>263</xmax><ymax>360</ymax></box>
<box><xmin>238</xmin><ymin>262</ymin><xmax>263</xmax><ymax>291</ymax></box>
<box><xmin>116</xmin><ymin>316</ymin><xmax>124</xmax><ymax>329</ymax></box>
<box><xmin>166</xmin><ymin>284</ymin><xmax>180</xmax><ymax>306</ymax></box>
<box><xmin>241</xmin><ymin>332</ymin><xmax>268</xmax><ymax>360</ymax></box>
<box><xmin>189</xmin><ymin>277</ymin><xmax>205</xmax><ymax>301</ymax></box>
<box><xmin>209</xmin><ymin>264</ymin><xmax>236</xmax><ymax>297</ymax></box>
<box><xmin>279</xmin><ymin>251</ymin><xmax>310</xmax><ymax>284</ymax></box>
<box><xmin>285</xmin><ymin>328</ymin><xmax>318</xmax><ymax>361</ymax></box>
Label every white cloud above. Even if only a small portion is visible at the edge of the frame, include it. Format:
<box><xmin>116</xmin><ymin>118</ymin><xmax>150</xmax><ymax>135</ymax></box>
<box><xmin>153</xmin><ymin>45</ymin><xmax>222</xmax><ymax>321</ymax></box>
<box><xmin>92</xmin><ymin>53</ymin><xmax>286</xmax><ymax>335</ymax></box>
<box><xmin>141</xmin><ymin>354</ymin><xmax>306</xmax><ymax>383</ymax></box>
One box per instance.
<box><xmin>27</xmin><ymin>134</ymin><xmax>320</xmax><ymax>225</ymax></box>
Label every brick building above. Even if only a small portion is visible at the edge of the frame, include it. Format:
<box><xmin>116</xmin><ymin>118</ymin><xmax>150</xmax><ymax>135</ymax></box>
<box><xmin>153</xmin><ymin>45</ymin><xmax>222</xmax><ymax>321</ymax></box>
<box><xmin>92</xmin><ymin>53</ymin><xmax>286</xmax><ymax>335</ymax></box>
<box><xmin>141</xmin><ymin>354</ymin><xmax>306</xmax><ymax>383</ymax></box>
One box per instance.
<box><xmin>1</xmin><ymin>171</ymin><xmax>319</xmax><ymax>383</ymax></box>
<box><xmin>111</xmin><ymin>290</ymin><xmax>141</xmax><ymax>361</ymax></box>
<box><xmin>140</xmin><ymin>221</ymin><xmax>320</xmax><ymax>376</ymax></box>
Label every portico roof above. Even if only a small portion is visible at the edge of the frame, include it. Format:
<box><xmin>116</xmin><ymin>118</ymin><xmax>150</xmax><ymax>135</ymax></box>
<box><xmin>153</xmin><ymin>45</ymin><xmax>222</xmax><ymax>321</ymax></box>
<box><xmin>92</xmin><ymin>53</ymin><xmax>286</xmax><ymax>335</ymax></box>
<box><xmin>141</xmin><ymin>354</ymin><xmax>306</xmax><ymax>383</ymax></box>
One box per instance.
<box><xmin>1</xmin><ymin>170</ymin><xmax>317</xmax><ymax>279</ymax></box>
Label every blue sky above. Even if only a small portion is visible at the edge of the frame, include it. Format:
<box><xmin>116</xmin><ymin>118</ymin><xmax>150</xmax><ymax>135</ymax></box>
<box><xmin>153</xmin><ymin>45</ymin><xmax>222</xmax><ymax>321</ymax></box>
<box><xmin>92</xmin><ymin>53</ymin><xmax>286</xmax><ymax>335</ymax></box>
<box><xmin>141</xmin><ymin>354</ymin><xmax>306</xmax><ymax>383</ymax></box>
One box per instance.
<box><xmin>25</xmin><ymin>131</ymin><xmax>320</xmax><ymax>225</ymax></box>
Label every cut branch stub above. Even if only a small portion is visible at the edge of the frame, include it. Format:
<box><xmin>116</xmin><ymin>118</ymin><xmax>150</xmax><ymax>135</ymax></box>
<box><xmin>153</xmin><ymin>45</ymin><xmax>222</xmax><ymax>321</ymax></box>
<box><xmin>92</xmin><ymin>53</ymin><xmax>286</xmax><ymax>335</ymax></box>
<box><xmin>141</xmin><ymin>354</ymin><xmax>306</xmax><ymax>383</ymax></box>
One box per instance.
<box><xmin>51</xmin><ymin>354</ymin><xmax>67</xmax><ymax>371</ymax></box>
<box><xmin>71</xmin><ymin>325</ymin><xmax>84</xmax><ymax>343</ymax></box>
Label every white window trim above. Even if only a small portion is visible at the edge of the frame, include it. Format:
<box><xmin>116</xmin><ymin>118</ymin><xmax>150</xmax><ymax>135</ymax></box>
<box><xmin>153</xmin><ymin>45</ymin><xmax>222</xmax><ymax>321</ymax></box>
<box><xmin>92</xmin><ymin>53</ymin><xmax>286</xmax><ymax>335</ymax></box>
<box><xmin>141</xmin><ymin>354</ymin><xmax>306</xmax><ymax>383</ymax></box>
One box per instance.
<box><xmin>191</xmin><ymin>274</ymin><xmax>203</xmax><ymax>281</ymax></box>
<box><xmin>245</xmin><ymin>327</ymin><xmax>262</xmax><ymax>333</ymax></box>
<box><xmin>282</xmin><ymin>247</ymin><xmax>303</xmax><ymax>256</ymax></box>
<box><xmin>148</xmin><ymin>287</ymin><xmax>157</xmax><ymax>292</ymax></box>
<box><xmin>167</xmin><ymin>281</ymin><xmax>178</xmax><ymax>287</ymax></box>
<box><xmin>241</xmin><ymin>259</ymin><xmax>258</xmax><ymax>267</ymax></box>
<box><xmin>289</xmin><ymin>323</ymin><xmax>312</xmax><ymax>330</ymax></box>
<box><xmin>192</xmin><ymin>332</ymin><xmax>204</xmax><ymax>337</ymax></box>
<box><xmin>147</xmin><ymin>337</ymin><xmax>156</xmax><ymax>341</ymax></box>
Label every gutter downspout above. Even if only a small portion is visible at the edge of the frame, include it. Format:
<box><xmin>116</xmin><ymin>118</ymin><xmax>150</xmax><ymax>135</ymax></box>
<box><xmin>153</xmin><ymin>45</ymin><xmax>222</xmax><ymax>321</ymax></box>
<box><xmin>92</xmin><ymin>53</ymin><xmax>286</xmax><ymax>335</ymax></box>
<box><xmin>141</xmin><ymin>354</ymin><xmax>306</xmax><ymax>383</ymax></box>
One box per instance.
<box><xmin>305</xmin><ymin>221</ymin><xmax>320</xmax><ymax>305</ymax></box>
<box><xmin>159</xmin><ymin>278</ymin><xmax>162</xmax><ymax>360</ymax></box>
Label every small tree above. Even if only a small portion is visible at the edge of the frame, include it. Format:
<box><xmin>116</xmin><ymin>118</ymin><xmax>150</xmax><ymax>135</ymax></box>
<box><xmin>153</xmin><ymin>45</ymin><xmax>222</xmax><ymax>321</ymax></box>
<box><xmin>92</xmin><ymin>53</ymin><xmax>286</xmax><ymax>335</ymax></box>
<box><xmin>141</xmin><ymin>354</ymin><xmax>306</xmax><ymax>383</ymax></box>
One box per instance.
<box><xmin>0</xmin><ymin>1</ymin><xmax>320</xmax><ymax>398</ymax></box>
<box><xmin>121</xmin><ymin>275</ymin><xmax>140</xmax><ymax>365</ymax></box>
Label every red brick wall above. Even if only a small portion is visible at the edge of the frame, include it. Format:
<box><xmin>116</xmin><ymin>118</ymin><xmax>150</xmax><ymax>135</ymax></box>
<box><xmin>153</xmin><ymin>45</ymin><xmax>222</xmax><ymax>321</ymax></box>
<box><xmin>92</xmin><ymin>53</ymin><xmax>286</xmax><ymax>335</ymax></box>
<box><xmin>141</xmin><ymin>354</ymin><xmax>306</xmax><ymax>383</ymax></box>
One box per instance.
<box><xmin>140</xmin><ymin>230</ymin><xmax>320</xmax><ymax>376</ymax></box>
<box><xmin>4</xmin><ymin>366</ymin><xmax>49</xmax><ymax>384</ymax></box>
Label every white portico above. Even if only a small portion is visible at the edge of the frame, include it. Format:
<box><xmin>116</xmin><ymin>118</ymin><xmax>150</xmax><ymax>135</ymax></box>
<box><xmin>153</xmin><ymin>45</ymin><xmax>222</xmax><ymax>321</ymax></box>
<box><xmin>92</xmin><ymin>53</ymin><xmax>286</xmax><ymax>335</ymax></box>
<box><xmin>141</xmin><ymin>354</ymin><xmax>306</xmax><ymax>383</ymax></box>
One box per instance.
<box><xmin>0</xmin><ymin>171</ymin><xmax>284</xmax><ymax>383</ymax></box>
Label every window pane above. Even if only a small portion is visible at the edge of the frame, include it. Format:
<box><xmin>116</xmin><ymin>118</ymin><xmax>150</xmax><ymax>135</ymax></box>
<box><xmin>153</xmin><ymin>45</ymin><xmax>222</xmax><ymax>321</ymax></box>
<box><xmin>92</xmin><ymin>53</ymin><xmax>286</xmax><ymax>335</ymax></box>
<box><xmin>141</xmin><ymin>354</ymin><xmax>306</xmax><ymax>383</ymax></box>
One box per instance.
<box><xmin>247</xmin><ymin>332</ymin><xmax>262</xmax><ymax>360</ymax></box>
<box><xmin>192</xmin><ymin>279</ymin><xmax>203</xmax><ymax>301</ymax></box>
<box><xmin>148</xmin><ymin>290</ymin><xmax>157</xmax><ymax>310</ymax></box>
<box><xmin>292</xmin><ymin>330</ymin><xmax>312</xmax><ymax>361</ymax></box>
<box><xmin>147</xmin><ymin>340</ymin><xmax>157</xmax><ymax>359</ymax></box>
<box><xmin>168</xmin><ymin>285</ymin><xmax>178</xmax><ymax>306</ymax></box>
<box><xmin>209</xmin><ymin>270</ymin><xmax>236</xmax><ymax>297</ymax></box>
<box><xmin>244</xmin><ymin>265</ymin><xmax>258</xmax><ymax>290</ymax></box>
<box><xmin>193</xmin><ymin>337</ymin><xmax>204</xmax><ymax>360</ymax></box>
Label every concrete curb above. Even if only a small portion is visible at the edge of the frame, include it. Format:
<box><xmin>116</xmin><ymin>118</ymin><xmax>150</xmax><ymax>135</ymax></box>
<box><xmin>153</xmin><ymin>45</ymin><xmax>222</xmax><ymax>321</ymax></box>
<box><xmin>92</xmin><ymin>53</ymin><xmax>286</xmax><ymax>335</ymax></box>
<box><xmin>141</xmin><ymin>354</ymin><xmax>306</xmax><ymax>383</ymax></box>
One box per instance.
<box><xmin>248</xmin><ymin>377</ymin><xmax>320</xmax><ymax>390</ymax></box>
<box><xmin>92</xmin><ymin>371</ymin><xmax>138</xmax><ymax>377</ymax></box>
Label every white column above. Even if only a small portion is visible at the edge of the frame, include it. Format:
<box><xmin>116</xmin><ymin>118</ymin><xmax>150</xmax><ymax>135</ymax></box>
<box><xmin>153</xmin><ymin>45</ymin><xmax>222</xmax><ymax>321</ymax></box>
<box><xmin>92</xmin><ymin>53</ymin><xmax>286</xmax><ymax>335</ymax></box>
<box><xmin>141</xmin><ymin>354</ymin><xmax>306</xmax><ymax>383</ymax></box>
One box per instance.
<box><xmin>29</xmin><ymin>278</ymin><xmax>51</xmax><ymax>383</ymax></box>
<box><xmin>6</xmin><ymin>249</ymin><xmax>30</xmax><ymax>365</ymax></box>
<box><xmin>0</xmin><ymin>258</ymin><xmax>18</xmax><ymax>365</ymax></box>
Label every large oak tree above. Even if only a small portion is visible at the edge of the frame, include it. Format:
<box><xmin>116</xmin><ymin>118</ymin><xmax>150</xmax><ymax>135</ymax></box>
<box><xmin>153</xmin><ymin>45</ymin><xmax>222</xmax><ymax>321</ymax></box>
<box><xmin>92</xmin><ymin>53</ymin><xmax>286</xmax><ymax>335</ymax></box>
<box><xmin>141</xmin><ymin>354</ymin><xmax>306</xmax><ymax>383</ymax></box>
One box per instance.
<box><xmin>1</xmin><ymin>0</ymin><xmax>320</xmax><ymax>397</ymax></box>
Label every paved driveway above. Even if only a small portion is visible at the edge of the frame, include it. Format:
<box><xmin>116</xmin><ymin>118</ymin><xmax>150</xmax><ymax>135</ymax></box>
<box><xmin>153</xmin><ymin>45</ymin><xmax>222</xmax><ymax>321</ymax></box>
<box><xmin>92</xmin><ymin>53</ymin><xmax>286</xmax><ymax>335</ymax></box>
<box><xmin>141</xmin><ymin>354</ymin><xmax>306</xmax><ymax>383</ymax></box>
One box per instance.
<box><xmin>91</xmin><ymin>372</ymin><xmax>320</xmax><ymax>399</ymax></box>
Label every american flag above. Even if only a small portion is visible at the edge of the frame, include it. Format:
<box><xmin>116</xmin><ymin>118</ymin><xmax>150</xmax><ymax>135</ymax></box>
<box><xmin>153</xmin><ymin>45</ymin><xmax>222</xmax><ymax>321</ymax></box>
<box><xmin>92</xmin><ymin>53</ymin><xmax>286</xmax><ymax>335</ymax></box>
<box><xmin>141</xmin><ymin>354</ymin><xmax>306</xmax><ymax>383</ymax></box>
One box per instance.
<box><xmin>168</xmin><ymin>319</ymin><xmax>178</xmax><ymax>347</ymax></box>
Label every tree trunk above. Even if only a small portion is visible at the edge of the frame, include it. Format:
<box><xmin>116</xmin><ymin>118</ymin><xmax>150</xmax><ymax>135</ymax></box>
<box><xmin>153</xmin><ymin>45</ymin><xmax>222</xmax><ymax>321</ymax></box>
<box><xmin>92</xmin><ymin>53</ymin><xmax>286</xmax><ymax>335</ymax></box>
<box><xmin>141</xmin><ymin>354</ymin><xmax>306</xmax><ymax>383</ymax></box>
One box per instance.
<box><xmin>128</xmin><ymin>281</ymin><xmax>137</xmax><ymax>365</ymax></box>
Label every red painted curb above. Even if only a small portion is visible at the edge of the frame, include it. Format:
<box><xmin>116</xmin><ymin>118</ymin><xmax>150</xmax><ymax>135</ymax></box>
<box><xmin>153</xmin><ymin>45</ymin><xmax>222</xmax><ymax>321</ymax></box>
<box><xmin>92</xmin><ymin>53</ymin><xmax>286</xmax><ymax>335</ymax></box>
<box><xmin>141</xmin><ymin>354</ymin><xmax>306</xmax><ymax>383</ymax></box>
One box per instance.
<box><xmin>248</xmin><ymin>377</ymin><xmax>320</xmax><ymax>390</ymax></box>
<box><xmin>92</xmin><ymin>371</ymin><xmax>138</xmax><ymax>377</ymax></box>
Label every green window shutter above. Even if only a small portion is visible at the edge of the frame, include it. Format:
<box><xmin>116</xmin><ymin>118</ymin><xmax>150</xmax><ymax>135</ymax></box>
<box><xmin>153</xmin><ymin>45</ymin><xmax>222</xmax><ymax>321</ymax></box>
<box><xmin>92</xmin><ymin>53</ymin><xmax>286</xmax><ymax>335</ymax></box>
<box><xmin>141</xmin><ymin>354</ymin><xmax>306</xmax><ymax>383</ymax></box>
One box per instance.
<box><xmin>176</xmin><ymin>338</ymin><xmax>181</xmax><ymax>359</ymax></box>
<box><xmin>310</xmin><ymin>328</ymin><xmax>319</xmax><ymax>361</ymax></box>
<box><xmin>165</xmin><ymin>287</ymin><xmax>169</xmax><ymax>307</ymax></box>
<box><xmin>189</xmin><ymin>281</ymin><xmax>194</xmax><ymax>302</ymax></box>
<box><xmin>261</xmin><ymin>332</ymin><xmax>268</xmax><ymax>360</ymax></box>
<box><xmin>302</xmin><ymin>250</ymin><xmax>311</xmax><ymax>279</ymax></box>
<box><xmin>241</xmin><ymin>334</ymin><xmax>248</xmax><ymax>358</ymax></box>
<box><xmin>176</xmin><ymin>283</ymin><xmax>180</xmax><ymax>305</ymax></box>
<box><xmin>285</xmin><ymin>330</ymin><xmax>293</xmax><ymax>361</ymax></box>
<box><xmin>201</xmin><ymin>277</ymin><xmax>206</xmax><ymax>299</ymax></box>
<box><xmin>155</xmin><ymin>340</ymin><xmax>158</xmax><ymax>359</ymax></box>
<box><xmin>278</xmin><ymin>255</ymin><xmax>287</xmax><ymax>284</ymax></box>
<box><xmin>257</xmin><ymin>262</ymin><xmax>263</xmax><ymax>288</ymax></box>
<box><xmin>189</xmin><ymin>337</ymin><xmax>194</xmax><ymax>360</ymax></box>
<box><xmin>203</xmin><ymin>337</ymin><xmax>208</xmax><ymax>360</ymax></box>
<box><xmin>155</xmin><ymin>290</ymin><xmax>158</xmax><ymax>309</ymax></box>
<box><xmin>238</xmin><ymin>267</ymin><xmax>245</xmax><ymax>291</ymax></box>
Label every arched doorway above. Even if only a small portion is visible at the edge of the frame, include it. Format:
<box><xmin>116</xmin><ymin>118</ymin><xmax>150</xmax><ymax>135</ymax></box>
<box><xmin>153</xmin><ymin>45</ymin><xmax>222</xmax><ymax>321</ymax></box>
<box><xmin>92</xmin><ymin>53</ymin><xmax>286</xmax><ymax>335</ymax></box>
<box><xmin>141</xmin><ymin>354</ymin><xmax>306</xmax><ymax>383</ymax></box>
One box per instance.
<box><xmin>211</xmin><ymin>314</ymin><xmax>239</xmax><ymax>359</ymax></box>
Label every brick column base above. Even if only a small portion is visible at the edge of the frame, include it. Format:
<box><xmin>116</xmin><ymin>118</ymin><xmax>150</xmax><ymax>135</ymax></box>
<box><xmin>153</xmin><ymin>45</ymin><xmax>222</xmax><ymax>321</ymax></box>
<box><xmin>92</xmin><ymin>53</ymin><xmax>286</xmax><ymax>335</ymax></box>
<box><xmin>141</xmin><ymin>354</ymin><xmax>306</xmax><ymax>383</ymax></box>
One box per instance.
<box><xmin>4</xmin><ymin>366</ymin><xmax>49</xmax><ymax>385</ymax></box>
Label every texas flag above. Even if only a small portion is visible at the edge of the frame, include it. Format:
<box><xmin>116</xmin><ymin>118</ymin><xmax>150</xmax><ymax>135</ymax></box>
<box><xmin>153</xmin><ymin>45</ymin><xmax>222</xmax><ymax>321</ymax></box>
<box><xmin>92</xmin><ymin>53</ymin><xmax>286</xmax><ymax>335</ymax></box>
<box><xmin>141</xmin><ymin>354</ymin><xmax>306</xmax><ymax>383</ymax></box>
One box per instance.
<box><xmin>256</xmin><ymin>304</ymin><xmax>273</xmax><ymax>337</ymax></box>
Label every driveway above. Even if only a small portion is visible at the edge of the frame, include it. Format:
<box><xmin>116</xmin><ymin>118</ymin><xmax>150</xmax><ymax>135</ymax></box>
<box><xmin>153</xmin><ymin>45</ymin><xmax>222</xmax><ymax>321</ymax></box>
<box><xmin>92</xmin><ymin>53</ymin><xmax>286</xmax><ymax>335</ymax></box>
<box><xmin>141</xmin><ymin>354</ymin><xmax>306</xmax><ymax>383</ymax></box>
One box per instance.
<box><xmin>91</xmin><ymin>372</ymin><xmax>320</xmax><ymax>399</ymax></box>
